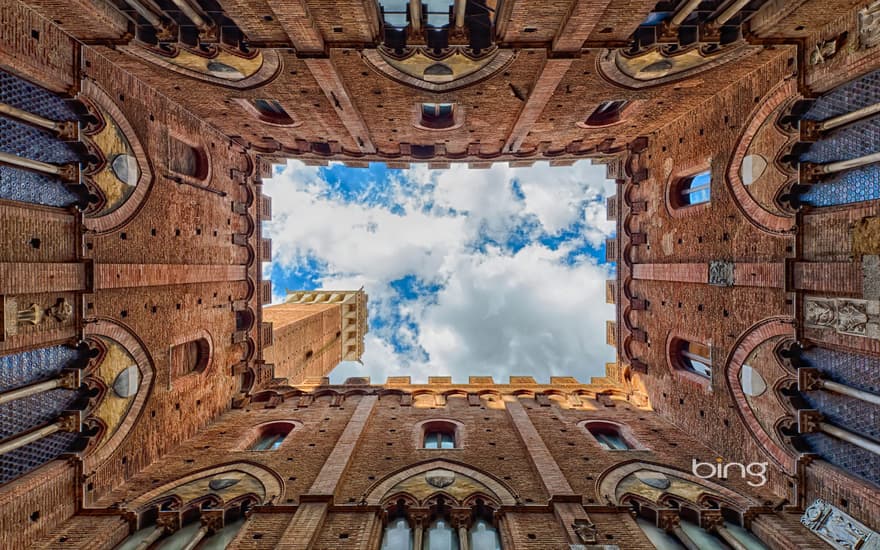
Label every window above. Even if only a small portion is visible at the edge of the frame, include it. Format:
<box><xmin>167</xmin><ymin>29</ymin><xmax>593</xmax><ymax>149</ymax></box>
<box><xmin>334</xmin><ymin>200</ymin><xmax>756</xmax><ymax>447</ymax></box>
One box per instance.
<box><xmin>381</xmin><ymin>516</ymin><xmax>414</xmax><ymax>550</ymax></box>
<box><xmin>380</xmin><ymin>0</ymin><xmax>410</xmax><ymax>29</ymax></box>
<box><xmin>424</xmin><ymin>518</ymin><xmax>459</xmax><ymax>550</ymax></box>
<box><xmin>424</xmin><ymin>430</ymin><xmax>455</xmax><ymax>449</ymax></box>
<box><xmin>249</xmin><ymin>99</ymin><xmax>295</xmax><ymax>126</ymax></box>
<box><xmin>585</xmin><ymin>422</ymin><xmax>633</xmax><ymax>450</ymax></box>
<box><xmin>249</xmin><ymin>422</ymin><xmax>294</xmax><ymax>451</ymax></box>
<box><xmin>469</xmin><ymin>518</ymin><xmax>502</xmax><ymax>550</ymax></box>
<box><xmin>674</xmin><ymin>170</ymin><xmax>711</xmax><ymax>207</ymax></box>
<box><xmin>674</xmin><ymin>339</ymin><xmax>712</xmax><ymax>379</ymax></box>
<box><xmin>585</xmin><ymin>100</ymin><xmax>628</xmax><ymax>127</ymax></box>
<box><xmin>381</xmin><ymin>498</ymin><xmax>502</xmax><ymax>550</ymax></box>
<box><xmin>420</xmin><ymin>103</ymin><xmax>456</xmax><ymax>129</ymax></box>
<box><xmin>168</xmin><ymin>138</ymin><xmax>208</xmax><ymax>179</ymax></box>
<box><xmin>169</xmin><ymin>338</ymin><xmax>210</xmax><ymax>378</ymax></box>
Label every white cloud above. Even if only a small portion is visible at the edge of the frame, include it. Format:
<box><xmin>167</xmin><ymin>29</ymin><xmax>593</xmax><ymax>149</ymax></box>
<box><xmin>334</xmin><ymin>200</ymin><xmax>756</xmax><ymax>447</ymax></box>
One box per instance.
<box><xmin>263</xmin><ymin>159</ymin><xmax>616</xmax><ymax>385</ymax></box>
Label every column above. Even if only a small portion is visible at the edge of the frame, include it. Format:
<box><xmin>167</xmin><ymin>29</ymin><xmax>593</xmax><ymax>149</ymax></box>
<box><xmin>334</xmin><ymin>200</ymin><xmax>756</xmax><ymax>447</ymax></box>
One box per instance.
<box><xmin>0</xmin><ymin>410</ymin><xmax>81</xmax><ymax>456</ymax></box>
<box><xmin>0</xmin><ymin>368</ymin><xmax>80</xmax><ymax>405</ymax></box>
<box><xmin>798</xmin><ymin>410</ymin><xmax>880</xmax><ymax>455</ymax></box>
<box><xmin>799</xmin><ymin>367</ymin><xmax>880</xmax><ymax>406</ymax></box>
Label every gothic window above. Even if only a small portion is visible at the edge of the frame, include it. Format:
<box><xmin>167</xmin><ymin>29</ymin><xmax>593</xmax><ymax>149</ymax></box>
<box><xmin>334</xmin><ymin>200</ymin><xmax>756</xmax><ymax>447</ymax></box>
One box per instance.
<box><xmin>424</xmin><ymin>517</ymin><xmax>459</xmax><ymax>550</ymax></box>
<box><xmin>420</xmin><ymin>103</ymin><xmax>456</xmax><ymax>129</ymax></box>
<box><xmin>673</xmin><ymin>170</ymin><xmax>712</xmax><ymax>207</ymax></box>
<box><xmin>583</xmin><ymin>421</ymin><xmax>634</xmax><ymax>450</ymax></box>
<box><xmin>672</xmin><ymin>339</ymin><xmax>712</xmax><ymax>379</ymax></box>
<box><xmin>249</xmin><ymin>99</ymin><xmax>295</xmax><ymax>126</ymax></box>
<box><xmin>380</xmin><ymin>0</ymin><xmax>410</xmax><ymax>29</ymax></box>
<box><xmin>249</xmin><ymin>422</ymin><xmax>294</xmax><ymax>451</ymax></box>
<box><xmin>381</xmin><ymin>503</ymin><xmax>414</xmax><ymax>550</ymax></box>
<box><xmin>585</xmin><ymin>100</ymin><xmax>628</xmax><ymax>126</ymax></box>
<box><xmin>469</xmin><ymin>518</ymin><xmax>502</xmax><ymax>550</ymax></box>
<box><xmin>168</xmin><ymin>137</ymin><xmax>208</xmax><ymax>179</ymax></box>
<box><xmin>169</xmin><ymin>337</ymin><xmax>210</xmax><ymax>378</ymax></box>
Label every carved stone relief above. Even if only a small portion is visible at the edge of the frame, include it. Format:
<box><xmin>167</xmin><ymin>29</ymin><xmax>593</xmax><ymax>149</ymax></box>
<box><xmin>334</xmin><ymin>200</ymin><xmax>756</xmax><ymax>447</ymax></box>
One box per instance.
<box><xmin>801</xmin><ymin>499</ymin><xmax>880</xmax><ymax>549</ymax></box>
<box><xmin>1</xmin><ymin>296</ymin><xmax>73</xmax><ymax>340</ymax></box>
<box><xmin>859</xmin><ymin>1</ymin><xmax>880</xmax><ymax>49</ymax></box>
<box><xmin>708</xmin><ymin>261</ymin><xmax>735</xmax><ymax>287</ymax></box>
<box><xmin>804</xmin><ymin>297</ymin><xmax>880</xmax><ymax>339</ymax></box>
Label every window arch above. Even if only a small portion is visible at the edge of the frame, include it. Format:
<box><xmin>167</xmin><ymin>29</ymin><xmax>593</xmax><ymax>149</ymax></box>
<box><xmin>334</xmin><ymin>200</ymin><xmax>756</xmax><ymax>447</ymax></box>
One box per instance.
<box><xmin>417</xmin><ymin>419</ymin><xmax>462</xmax><ymax>449</ymax></box>
<box><xmin>580</xmin><ymin>420</ymin><xmax>641</xmax><ymax>451</ymax></box>
<box><xmin>248</xmin><ymin>422</ymin><xmax>295</xmax><ymax>451</ymax></box>
<box><xmin>247</xmin><ymin>98</ymin><xmax>296</xmax><ymax>126</ymax></box>
<box><xmin>419</xmin><ymin>103</ymin><xmax>456</xmax><ymax>129</ymax></box>
<box><xmin>584</xmin><ymin>100</ymin><xmax>628</xmax><ymax>127</ymax></box>
<box><xmin>169</xmin><ymin>337</ymin><xmax>211</xmax><ymax>378</ymax></box>
<box><xmin>380</xmin><ymin>495</ymin><xmax>503</xmax><ymax>550</ymax></box>
<box><xmin>670</xmin><ymin>338</ymin><xmax>712</xmax><ymax>380</ymax></box>
<box><xmin>671</xmin><ymin>170</ymin><xmax>712</xmax><ymax>208</ymax></box>
<box><xmin>167</xmin><ymin>137</ymin><xmax>208</xmax><ymax>179</ymax></box>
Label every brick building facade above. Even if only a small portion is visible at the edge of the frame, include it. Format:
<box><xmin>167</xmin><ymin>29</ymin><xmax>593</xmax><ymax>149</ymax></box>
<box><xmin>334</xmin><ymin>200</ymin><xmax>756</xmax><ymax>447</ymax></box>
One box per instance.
<box><xmin>0</xmin><ymin>0</ymin><xmax>878</xmax><ymax>548</ymax></box>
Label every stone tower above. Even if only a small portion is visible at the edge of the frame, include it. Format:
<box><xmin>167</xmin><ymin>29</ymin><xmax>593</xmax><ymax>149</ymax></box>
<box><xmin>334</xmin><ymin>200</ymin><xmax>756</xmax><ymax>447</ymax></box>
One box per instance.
<box><xmin>262</xmin><ymin>290</ymin><xmax>368</xmax><ymax>383</ymax></box>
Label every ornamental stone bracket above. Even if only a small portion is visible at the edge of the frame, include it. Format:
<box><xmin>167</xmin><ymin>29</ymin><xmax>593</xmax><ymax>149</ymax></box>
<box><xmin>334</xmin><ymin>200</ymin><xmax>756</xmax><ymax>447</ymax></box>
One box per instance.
<box><xmin>859</xmin><ymin>1</ymin><xmax>880</xmax><ymax>50</ymax></box>
<box><xmin>804</xmin><ymin>297</ymin><xmax>880</xmax><ymax>339</ymax></box>
<box><xmin>801</xmin><ymin>499</ymin><xmax>880</xmax><ymax>549</ymax></box>
<box><xmin>708</xmin><ymin>261</ymin><xmax>735</xmax><ymax>287</ymax></box>
<box><xmin>797</xmin><ymin>409</ymin><xmax>823</xmax><ymax>434</ymax></box>
<box><xmin>1</xmin><ymin>296</ymin><xmax>74</xmax><ymax>340</ymax></box>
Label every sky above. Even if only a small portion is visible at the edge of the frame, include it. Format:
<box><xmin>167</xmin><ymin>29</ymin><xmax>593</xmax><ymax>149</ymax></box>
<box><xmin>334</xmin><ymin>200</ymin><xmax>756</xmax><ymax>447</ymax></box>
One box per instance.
<box><xmin>262</xmin><ymin>159</ymin><xmax>617</xmax><ymax>385</ymax></box>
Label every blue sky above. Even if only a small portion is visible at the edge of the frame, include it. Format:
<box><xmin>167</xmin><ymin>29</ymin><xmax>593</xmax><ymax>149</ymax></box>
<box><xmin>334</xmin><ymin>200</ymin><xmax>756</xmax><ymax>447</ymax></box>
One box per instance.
<box><xmin>262</xmin><ymin>160</ymin><xmax>616</xmax><ymax>384</ymax></box>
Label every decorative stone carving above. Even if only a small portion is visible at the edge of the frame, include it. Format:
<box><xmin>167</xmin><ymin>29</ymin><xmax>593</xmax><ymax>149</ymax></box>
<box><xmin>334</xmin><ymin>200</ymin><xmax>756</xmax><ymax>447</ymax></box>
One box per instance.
<box><xmin>804</xmin><ymin>297</ymin><xmax>880</xmax><ymax>339</ymax></box>
<box><xmin>797</xmin><ymin>367</ymin><xmax>824</xmax><ymax>392</ymax></box>
<box><xmin>572</xmin><ymin>519</ymin><xmax>598</xmax><ymax>544</ymax></box>
<box><xmin>47</xmin><ymin>298</ymin><xmax>73</xmax><ymax>322</ymax></box>
<box><xmin>810</xmin><ymin>34</ymin><xmax>846</xmax><ymax>65</ymax></box>
<box><xmin>801</xmin><ymin>499</ymin><xmax>880</xmax><ymax>549</ymax></box>
<box><xmin>425</xmin><ymin>469</ymin><xmax>456</xmax><ymax>488</ymax></box>
<box><xmin>797</xmin><ymin>409</ymin><xmax>823</xmax><ymax>434</ymax></box>
<box><xmin>708</xmin><ymin>261</ymin><xmax>735</xmax><ymax>287</ymax></box>
<box><xmin>200</xmin><ymin>508</ymin><xmax>225</xmax><ymax>533</ymax></box>
<box><xmin>859</xmin><ymin>1</ymin><xmax>880</xmax><ymax>49</ymax></box>
<box><xmin>156</xmin><ymin>510</ymin><xmax>182</xmax><ymax>532</ymax></box>
<box><xmin>1</xmin><ymin>296</ymin><xmax>17</xmax><ymax>340</ymax></box>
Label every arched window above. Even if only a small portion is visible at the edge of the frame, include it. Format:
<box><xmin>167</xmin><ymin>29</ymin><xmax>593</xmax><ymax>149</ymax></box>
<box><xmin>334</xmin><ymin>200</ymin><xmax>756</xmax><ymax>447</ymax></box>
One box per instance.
<box><xmin>672</xmin><ymin>339</ymin><xmax>712</xmax><ymax>379</ymax></box>
<box><xmin>249</xmin><ymin>422</ymin><xmax>294</xmax><ymax>451</ymax></box>
<box><xmin>469</xmin><ymin>518</ymin><xmax>502</xmax><ymax>550</ymax></box>
<box><xmin>424</xmin><ymin>517</ymin><xmax>459</xmax><ymax>550</ymax></box>
<box><xmin>585</xmin><ymin>100</ymin><xmax>628</xmax><ymax>126</ymax></box>
<box><xmin>249</xmin><ymin>99</ymin><xmax>295</xmax><ymax>126</ymax></box>
<box><xmin>169</xmin><ymin>338</ymin><xmax>210</xmax><ymax>378</ymax></box>
<box><xmin>381</xmin><ymin>506</ymin><xmax>414</xmax><ymax>550</ymax></box>
<box><xmin>168</xmin><ymin>137</ymin><xmax>208</xmax><ymax>179</ymax></box>
<box><xmin>420</xmin><ymin>103</ymin><xmax>456</xmax><ymax>129</ymax></box>
<box><xmin>584</xmin><ymin>422</ymin><xmax>634</xmax><ymax>450</ymax></box>
<box><xmin>673</xmin><ymin>170</ymin><xmax>711</xmax><ymax>207</ymax></box>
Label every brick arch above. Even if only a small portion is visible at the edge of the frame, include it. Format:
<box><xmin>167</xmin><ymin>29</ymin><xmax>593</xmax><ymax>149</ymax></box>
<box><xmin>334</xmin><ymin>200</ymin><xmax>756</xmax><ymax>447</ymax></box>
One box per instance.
<box><xmin>119</xmin><ymin>46</ymin><xmax>282</xmax><ymax>90</ymax></box>
<box><xmin>724</xmin><ymin>317</ymin><xmax>798</xmax><ymax>475</ymax></box>
<box><xmin>80</xmin><ymin>79</ymin><xmax>154</xmax><ymax>234</ymax></box>
<box><xmin>124</xmin><ymin>461</ymin><xmax>284</xmax><ymax>511</ymax></box>
<box><xmin>412</xmin><ymin>418</ymin><xmax>467</xmax><ymax>449</ymax></box>
<box><xmin>596</xmin><ymin>460</ymin><xmax>759</xmax><ymax>510</ymax></box>
<box><xmin>365</xmin><ymin>459</ymin><xmax>517</xmax><ymax>506</ymax></box>
<box><xmin>725</xmin><ymin>79</ymin><xmax>798</xmax><ymax>236</ymax></box>
<box><xmin>82</xmin><ymin>320</ymin><xmax>154</xmax><ymax>472</ymax></box>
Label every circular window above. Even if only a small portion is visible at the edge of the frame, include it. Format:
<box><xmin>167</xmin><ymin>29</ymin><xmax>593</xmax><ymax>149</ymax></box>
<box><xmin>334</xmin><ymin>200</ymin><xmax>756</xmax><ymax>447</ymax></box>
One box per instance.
<box><xmin>740</xmin><ymin>155</ymin><xmax>767</xmax><ymax>186</ymax></box>
<box><xmin>112</xmin><ymin>364</ymin><xmax>140</xmax><ymax>398</ymax></box>
<box><xmin>740</xmin><ymin>365</ymin><xmax>767</xmax><ymax>397</ymax></box>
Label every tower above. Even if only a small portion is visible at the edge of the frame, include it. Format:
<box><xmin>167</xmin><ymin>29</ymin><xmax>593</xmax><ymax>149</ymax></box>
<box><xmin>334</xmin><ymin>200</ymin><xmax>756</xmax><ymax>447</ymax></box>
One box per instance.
<box><xmin>262</xmin><ymin>289</ymin><xmax>368</xmax><ymax>383</ymax></box>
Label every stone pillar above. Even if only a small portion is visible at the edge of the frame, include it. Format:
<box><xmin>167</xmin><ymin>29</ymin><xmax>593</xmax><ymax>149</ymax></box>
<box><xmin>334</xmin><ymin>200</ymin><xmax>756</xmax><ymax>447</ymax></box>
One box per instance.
<box><xmin>277</xmin><ymin>395</ymin><xmax>377</xmax><ymax>549</ymax></box>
